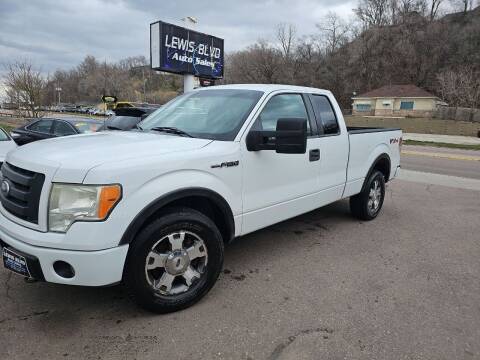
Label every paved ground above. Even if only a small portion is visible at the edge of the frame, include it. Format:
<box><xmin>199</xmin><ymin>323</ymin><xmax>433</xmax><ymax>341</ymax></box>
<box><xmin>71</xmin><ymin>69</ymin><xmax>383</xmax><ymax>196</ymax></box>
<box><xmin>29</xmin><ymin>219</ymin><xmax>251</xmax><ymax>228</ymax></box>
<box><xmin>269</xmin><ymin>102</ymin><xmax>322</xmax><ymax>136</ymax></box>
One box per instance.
<box><xmin>402</xmin><ymin>145</ymin><xmax>480</xmax><ymax>179</ymax></box>
<box><xmin>1</xmin><ymin>177</ymin><xmax>479</xmax><ymax>359</ymax></box>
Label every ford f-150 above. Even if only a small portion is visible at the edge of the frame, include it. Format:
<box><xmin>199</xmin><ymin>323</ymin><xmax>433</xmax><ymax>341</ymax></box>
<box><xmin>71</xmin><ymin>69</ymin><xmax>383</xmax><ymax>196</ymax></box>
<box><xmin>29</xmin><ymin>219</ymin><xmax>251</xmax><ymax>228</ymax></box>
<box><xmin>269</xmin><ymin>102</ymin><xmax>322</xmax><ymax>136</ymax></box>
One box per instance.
<box><xmin>0</xmin><ymin>85</ymin><xmax>401</xmax><ymax>313</ymax></box>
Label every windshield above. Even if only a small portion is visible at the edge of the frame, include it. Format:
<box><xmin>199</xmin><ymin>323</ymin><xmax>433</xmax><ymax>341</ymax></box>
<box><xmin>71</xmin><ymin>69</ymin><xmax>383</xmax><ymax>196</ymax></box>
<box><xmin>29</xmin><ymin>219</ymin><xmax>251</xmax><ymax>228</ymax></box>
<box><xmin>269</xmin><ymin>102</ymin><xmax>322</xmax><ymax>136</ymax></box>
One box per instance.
<box><xmin>0</xmin><ymin>129</ymin><xmax>10</xmax><ymax>141</ymax></box>
<box><xmin>73</xmin><ymin>121</ymin><xmax>103</xmax><ymax>133</ymax></box>
<box><xmin>107</xmin><ymin>116</ymin><xmax>140</xmax><ymax>130</ymax></box>
<box><xmin>139</xmin><ymin>89</ymin><xmax>263</xmax><ymax>140</ymax></box>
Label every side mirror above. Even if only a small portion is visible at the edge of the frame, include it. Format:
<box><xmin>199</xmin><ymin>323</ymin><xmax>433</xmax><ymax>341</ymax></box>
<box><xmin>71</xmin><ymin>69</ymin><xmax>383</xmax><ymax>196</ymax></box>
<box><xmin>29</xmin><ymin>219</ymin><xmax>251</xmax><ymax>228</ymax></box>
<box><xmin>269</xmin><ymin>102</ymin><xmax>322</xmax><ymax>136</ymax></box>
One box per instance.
<box><xmin>275</xmin><ymin>118</ymin><xmax>307</xmax><ymax>154</ymax></box>
<box><xmin>246</xmin><ymin>118</ymin><xmax>307</xmax><ymax>154</ymax></box>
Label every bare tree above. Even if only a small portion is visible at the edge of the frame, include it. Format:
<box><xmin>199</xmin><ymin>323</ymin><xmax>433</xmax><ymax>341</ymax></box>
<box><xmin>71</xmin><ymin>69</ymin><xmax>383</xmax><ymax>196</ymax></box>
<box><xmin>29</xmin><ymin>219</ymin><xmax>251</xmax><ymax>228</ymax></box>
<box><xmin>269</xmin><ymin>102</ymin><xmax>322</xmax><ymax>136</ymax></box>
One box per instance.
<box><xmin>276</xmin><ymin>23</ymin><xmax>296</xmax><ymax>58</ymax></box>
<box><xmin>450</xmin><ymin>0</ymin><xmax>474</xmax><ymax>13</ymax></box>
<box><xmin>227</xmin><ymin>41</ymin><xmax>283</xmax><ymax>84</ymax></box>
<box><xmin>437</xmin><ymin>66</ymin><xmax>480</xmax><ymax>108</ymax></box>
<box><xmin>390</xmin><ymin>0</ymin><xmax>399</xmax><ymax>23</ymax></box>
<box><xmin>316</xmin><ymin>12</ymin><xmax>350</xmax><ymax>54</ymax></box>
<box><xmin>430</xmin><ymin>0</ymin><xmax>444</xmax><ymax>20</ymax></box>
<box><xmin>390</xmin><ymin>0</ymin><xmax>428</xmax><ymax>23</ymax></box>
<box><xmin>3</xmin><ymin>60</ymin><xmax>45</xmax><ymax>117</ymax></box>
<box><xmin>118</xmin><ymin>56</ymin><xmax>148</xmax><ymax>71</ymax></box>
<box><xmin>354</xmin><ymin>0</ymin><xmax>391</xmax><ymax>27</ymax></box>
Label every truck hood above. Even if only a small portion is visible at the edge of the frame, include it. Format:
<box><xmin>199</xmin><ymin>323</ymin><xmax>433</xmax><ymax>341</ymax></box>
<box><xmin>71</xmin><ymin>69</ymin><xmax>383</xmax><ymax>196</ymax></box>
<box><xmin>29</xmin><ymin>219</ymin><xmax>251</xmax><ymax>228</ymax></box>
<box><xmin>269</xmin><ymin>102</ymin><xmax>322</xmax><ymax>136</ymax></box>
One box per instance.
<box><xmin>7</xmin><ymin>131</ymin><xmax>213</xmax><ymax>182</ymax></box>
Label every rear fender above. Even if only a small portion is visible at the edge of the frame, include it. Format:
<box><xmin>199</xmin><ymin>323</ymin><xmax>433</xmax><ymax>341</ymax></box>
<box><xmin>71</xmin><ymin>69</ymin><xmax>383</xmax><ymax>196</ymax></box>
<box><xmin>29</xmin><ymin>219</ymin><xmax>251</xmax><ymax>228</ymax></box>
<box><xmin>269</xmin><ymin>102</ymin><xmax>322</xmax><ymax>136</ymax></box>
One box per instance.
<box><xmin>361</xmin><ymin>152</ymin><xmax>391</xmax><ymax>192</ymax></box>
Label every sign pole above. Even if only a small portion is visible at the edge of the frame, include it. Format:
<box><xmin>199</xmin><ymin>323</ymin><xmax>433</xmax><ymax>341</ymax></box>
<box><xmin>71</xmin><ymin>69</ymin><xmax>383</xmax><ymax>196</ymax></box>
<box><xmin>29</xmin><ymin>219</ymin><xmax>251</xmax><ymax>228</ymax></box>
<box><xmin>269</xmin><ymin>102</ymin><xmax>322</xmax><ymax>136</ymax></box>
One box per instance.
<box><xmin>182</xmin><ymin>16</ymin><xmax>197</xmax><ymax>93</ymax></box>
<box><xmin>183</xmin><ymin>74</ymin><xmax>194</xmax><ymax>93</ymax></box>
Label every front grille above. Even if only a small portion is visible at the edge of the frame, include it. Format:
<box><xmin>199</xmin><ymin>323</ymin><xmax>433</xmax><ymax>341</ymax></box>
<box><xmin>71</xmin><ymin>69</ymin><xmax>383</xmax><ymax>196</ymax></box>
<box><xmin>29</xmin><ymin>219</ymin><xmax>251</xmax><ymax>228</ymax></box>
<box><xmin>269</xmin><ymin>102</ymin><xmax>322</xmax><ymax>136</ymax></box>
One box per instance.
<box><xmin>0</xmin><ymin>162</ymin><xmax>45</xmax><ymax>223</ymax></box>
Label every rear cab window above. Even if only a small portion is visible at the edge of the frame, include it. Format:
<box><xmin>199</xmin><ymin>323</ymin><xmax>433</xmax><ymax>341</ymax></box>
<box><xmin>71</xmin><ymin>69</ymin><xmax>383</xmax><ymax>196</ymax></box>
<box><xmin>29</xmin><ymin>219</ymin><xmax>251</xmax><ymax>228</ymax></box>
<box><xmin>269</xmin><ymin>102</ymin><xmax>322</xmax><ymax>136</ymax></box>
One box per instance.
<box><xmin>309</xmin><ymin>95</ymin><xmax>339</xmax><ymax>135</ymax></box>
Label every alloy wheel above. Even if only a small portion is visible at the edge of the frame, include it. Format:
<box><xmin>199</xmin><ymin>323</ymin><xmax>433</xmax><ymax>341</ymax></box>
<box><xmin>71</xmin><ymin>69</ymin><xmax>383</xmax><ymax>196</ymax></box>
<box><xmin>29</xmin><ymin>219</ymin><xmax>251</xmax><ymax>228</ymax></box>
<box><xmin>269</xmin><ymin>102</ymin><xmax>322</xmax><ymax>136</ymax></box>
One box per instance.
<box><xmin>367</xmin><ymin>179</ymin><xmax>382</xmax><ymax>215</ymax></box>
<box><xmin>144</xmin><ymin>231</ymin><xmax>208</xmax><ymax>296</ymax></box>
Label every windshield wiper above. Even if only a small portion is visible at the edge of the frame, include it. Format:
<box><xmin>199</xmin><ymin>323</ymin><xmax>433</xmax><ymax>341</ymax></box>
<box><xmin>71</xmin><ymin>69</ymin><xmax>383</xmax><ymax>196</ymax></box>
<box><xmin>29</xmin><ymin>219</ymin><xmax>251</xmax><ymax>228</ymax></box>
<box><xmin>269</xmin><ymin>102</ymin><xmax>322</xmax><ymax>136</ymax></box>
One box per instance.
<box><xmin>149</xmin><ymin>126</ymin><xmax>193</xmax><ymax>138</ymax></box>
<box><xmin>106</xmin><ymin>125</ymin><xmax>122</xmax><ymax>130</ymax></box>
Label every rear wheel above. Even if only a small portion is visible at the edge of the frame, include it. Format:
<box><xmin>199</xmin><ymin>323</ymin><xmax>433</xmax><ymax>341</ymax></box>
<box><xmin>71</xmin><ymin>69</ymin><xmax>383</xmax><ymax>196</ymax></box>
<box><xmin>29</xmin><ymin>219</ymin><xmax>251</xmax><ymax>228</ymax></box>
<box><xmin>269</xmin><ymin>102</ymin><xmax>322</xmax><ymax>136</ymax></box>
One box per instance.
<box><xmin>350</xmin><ymin>171</ymin><xmax>386</xmax><ymax>221</ymax></box>
<box><xmin>124</xmin><ymin>207</ymin><xmax>224</xmax><ymax>313</ymax></box>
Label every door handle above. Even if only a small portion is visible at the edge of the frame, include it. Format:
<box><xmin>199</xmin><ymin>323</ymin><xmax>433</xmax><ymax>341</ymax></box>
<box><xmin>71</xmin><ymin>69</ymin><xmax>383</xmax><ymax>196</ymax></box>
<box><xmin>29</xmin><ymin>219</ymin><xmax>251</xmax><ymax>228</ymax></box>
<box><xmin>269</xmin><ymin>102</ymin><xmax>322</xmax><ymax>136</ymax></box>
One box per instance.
<box><xmin>309</xmin><ymin>149</ymin><xmax>320</xmax><ymax>162</ymax></box>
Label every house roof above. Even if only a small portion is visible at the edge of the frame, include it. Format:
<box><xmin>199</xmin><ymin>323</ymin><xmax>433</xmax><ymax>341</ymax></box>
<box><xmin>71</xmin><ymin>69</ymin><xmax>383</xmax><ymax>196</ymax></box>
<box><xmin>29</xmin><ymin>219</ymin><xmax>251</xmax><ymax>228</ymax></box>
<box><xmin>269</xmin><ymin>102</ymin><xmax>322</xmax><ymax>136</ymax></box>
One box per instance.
<box><xmin>354</xmin><ymin>84</ymin><xmax>437</xmax><ymax>99</ymax></box>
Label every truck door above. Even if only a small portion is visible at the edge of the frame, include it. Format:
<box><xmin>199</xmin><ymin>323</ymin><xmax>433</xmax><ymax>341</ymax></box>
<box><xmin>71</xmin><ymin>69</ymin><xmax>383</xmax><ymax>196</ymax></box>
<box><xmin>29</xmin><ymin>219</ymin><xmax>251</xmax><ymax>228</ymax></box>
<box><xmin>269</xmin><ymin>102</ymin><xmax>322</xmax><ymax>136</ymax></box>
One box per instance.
<box><xmin>241</xmin><ymin>92</ymin><xmax>322</xmax><ymax>234</ymax></box>
<box><xmin>307</xmin><ymin>94</ymin><xmax>349</xmax><ymax>198</ymax></box>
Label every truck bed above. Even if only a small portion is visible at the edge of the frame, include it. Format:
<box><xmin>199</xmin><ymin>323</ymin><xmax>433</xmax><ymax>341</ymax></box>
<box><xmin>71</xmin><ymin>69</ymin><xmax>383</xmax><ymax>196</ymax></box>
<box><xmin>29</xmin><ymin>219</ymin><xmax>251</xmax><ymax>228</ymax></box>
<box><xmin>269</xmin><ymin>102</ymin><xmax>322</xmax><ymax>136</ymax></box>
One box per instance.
<box><xmin>347</xmin><ymin>126</ymin><xmax>402</xmax><ymax>134</ymax></box>
<box><xmin>343</xmin><ymin>126</ymin><xmax>402</xmax><ymax>198</ymax></box>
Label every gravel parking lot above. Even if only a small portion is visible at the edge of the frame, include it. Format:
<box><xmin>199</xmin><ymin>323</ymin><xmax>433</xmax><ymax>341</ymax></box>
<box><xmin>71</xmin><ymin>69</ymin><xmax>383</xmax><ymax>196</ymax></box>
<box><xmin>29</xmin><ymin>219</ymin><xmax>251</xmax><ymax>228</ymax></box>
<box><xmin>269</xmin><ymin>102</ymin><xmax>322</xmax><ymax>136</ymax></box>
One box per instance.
<box><xmin>1</xmin><ymin>179</ymin><xmax>479</xmax><ymax>360</ymax></box>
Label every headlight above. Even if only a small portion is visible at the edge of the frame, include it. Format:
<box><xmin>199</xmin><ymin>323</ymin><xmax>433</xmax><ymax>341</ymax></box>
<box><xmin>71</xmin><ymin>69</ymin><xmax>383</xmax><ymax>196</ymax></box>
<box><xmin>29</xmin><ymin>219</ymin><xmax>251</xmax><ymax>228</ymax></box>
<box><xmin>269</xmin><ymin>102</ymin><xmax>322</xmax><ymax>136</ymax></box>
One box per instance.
<box><xmin>48</xmin><ymin>184</ymin><xmax>122</xmax><ymax>233</ymax></box>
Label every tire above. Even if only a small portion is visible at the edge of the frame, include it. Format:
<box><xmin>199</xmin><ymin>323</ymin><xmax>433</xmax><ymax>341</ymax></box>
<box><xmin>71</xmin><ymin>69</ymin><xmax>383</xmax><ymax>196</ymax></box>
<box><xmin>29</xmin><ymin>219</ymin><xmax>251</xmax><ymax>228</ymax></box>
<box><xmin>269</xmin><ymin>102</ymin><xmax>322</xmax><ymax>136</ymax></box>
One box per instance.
<box><xmin>350</xmin><ymin>170</ymin><xmax>386</xmax><ymax>221</ymax></box>
<box><xmin>124</xmin><ymin>207</ymin><xmax>224</xmax><ymax>313</ymax></box>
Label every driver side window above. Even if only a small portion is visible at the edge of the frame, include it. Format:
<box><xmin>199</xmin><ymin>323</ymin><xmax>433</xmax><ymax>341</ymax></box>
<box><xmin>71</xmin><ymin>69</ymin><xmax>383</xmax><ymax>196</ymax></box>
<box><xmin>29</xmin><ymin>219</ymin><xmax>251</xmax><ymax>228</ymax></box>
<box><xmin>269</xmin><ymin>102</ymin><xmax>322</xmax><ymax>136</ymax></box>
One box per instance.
<box><xmin>255</xmin><ymin>94</ymin><xmax>310</xmax><ymax>132</ymax></box>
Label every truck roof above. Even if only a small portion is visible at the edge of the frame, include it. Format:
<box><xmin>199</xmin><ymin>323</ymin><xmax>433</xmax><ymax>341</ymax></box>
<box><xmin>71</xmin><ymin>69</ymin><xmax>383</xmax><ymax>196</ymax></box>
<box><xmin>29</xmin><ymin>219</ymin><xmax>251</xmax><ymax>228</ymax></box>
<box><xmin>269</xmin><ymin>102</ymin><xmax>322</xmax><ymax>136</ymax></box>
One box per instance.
<box><xmin>195</xmin><ymin>84</ymin><xmax>331</xmax><ymax>94</ymax></box>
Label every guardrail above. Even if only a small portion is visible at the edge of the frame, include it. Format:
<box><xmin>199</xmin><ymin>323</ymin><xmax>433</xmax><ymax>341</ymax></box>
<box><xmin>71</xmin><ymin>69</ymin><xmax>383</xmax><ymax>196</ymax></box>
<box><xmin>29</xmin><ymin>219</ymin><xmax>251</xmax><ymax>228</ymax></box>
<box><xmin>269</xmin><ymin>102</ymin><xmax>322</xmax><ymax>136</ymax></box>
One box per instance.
<box><xmin>0</xmin><ymin>112</ymin><xmax>14</xmax><ymax>117</ymax></box>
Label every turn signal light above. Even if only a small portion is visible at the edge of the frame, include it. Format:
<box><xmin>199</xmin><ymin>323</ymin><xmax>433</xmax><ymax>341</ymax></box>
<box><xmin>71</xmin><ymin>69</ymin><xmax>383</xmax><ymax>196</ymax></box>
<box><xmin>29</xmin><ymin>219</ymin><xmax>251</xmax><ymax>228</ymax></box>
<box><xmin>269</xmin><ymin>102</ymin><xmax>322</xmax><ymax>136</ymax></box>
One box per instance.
<box><xmin>98</xmin><ymin>185</ymin><xmax>122</xmax><ymax>219</ymax></box>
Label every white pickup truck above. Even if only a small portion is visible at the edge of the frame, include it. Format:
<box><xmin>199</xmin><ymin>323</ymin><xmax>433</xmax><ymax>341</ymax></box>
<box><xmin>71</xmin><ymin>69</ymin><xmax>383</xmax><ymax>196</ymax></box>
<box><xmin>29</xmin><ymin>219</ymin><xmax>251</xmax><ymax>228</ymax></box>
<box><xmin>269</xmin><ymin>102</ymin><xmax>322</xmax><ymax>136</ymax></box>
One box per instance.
<box><xmin>0</xmin><ymin>85</ymin><xmax>401</xmax><ymax>313</ymax></box>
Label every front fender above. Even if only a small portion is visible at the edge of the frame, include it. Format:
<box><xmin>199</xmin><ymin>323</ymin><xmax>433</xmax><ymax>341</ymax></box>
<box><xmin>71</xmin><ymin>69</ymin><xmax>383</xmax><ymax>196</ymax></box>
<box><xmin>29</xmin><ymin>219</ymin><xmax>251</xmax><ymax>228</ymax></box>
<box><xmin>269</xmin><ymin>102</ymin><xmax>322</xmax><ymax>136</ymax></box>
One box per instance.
<box><xmin>122</xmin><ymin>169</ymin><xmax>241</xmax><ymax>220</ymax></box>
<box><xmin>77</xmin><ymin>168</ymin><xmax>241</xmax><ymax>249</ymax></box>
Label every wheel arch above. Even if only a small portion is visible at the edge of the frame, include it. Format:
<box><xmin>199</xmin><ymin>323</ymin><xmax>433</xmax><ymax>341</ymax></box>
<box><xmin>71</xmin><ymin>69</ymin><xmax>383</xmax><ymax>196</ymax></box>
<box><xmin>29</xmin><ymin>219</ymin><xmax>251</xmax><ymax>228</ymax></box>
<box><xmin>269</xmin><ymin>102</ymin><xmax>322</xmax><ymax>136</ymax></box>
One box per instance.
<box><xmin>119</xmin><ymin>188</ymin><xmax>235</xmax><ymax>246</ymax></box>
<box><xmin>361</xmin><ymin>154</ymin><xmax>391</xmax><ymax>192</ymax></box>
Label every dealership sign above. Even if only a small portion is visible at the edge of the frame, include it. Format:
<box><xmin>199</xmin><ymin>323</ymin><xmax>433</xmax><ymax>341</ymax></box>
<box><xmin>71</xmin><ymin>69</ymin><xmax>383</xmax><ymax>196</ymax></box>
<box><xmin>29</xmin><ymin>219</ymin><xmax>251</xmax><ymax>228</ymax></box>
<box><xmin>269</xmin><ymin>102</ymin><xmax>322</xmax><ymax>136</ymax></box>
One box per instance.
<box><xmin>150</xmin><ymin>21</ymin><xmax>224</xmax><ymax>79</ymax></box>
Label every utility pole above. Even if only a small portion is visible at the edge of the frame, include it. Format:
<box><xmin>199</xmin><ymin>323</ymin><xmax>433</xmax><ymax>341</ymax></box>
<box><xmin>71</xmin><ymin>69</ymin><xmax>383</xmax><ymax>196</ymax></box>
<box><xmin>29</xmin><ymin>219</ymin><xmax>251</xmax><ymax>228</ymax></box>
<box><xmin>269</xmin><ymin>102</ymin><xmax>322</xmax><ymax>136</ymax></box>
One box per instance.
<box><xmin>132</xmin><ymin>65</ymin><xmax>148</xmax><ymax>102</ymax></box>
<box><xmin>142</xmin><ymin>66</ymin><xmax>146</xmax><ymax>102</ymax></box>
<box><xmin>181</xmin><ymin>16</ymin><xmax>197</xmax><ymax>93</ymax></box>
<box><xmin>55</xmin><ymin>86</ymin><xmax>62</xmax><ymax>105</ymax></box>
<box><xmin>104</xmin><ymin>60</ymin><xmax>108</xmax><ymax>113</ymax></box>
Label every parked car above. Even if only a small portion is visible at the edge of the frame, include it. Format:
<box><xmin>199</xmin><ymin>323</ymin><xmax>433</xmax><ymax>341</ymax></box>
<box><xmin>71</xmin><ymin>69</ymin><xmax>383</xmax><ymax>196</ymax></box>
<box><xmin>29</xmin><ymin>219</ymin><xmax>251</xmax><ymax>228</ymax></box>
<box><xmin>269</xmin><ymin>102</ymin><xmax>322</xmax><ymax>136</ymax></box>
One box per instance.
<box><xmin>76</xmin><ymin>106</ymin><xmax>92</xmax><ymax>114</ymax></box>
<box><xmin>88</xmin><ymin>108</ymin><xmax>111</xmax><ymax>116</ymax></box>
<box><xmin>115</xmin><ymin>101</ymin><xmax>159</xmax><ymax>109</ymax></box>
<box><xmin>10</xmin><ymin>117</ymin><xmax>104</xmax><ymax>145</ymax></box>
<box><xmin>0</xmin><ymin>85</ymin><xmax>401</xmax><ymax>313</ymax></box>
<box><xmin>88</xmin><ymin>108</ymin><xmax>100</xmax><ymax>115</ymax></box>
<box><xmin>0</xmin><ymin>128</ymin><xmax>17</xmax><ymax>167</ymax></box>
<box><xmin>59</xmin><ymin>104</ymin><xmax>76</xmax><ymax>113</ymax></box>
<box><xmin>104</xmin><ymin>106</ymin><xmax>159</xmax><ymax>130</ymax></box>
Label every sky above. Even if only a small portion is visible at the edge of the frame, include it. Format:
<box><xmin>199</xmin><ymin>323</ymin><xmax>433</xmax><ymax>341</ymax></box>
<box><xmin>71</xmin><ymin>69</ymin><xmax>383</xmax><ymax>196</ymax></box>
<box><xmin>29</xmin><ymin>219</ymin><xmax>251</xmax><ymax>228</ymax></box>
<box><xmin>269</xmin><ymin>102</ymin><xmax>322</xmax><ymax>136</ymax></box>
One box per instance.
<box><xmin>0</xmin><ymin>0</ymin><xmax>356</xmax><ymax>74</ymax></box>
<box><xmin>0</xmin><ymin>0</ymin><xmax>357</xmax><ymax>100</ymax></box>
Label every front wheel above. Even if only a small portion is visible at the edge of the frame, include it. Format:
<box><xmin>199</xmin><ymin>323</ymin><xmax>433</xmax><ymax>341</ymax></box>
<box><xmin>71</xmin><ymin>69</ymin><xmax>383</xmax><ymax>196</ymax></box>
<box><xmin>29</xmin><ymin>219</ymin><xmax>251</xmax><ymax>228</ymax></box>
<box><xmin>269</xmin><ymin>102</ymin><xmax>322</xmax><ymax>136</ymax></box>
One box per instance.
<box><xmin>350</xmin><ymin>171</ymin><xmax>386</xmax><ymax>221</ymax></box>
<box><xmin>124</xmin><ymin>207</ymin><xmax>224</xmax><ymax>313</ymax></box>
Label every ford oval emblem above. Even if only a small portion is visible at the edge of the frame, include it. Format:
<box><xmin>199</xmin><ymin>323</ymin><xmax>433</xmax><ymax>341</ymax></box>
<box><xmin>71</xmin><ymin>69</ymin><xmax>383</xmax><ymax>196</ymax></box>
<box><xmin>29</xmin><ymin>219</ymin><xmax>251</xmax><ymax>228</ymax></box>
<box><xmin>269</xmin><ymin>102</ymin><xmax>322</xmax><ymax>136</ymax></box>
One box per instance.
<box><xmin>1</xmin><ymin>180</ymin><xmax>10</xmax><ymax>196</ymax></box>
